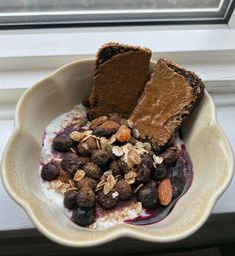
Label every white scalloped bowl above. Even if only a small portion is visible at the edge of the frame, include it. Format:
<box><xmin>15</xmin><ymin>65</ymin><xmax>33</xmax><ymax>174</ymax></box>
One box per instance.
<box><xmin>1</xmin><ymin>59</ymin><xmax>234</xmax><ymax>247</ymax></box>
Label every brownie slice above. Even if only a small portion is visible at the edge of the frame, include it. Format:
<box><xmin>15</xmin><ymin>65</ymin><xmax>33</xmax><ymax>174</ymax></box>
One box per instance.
<box><xmin>130</xmin><ymin>58</ymin><xmax>205</xmax><ymax>152</ymax></box>
<box><xmin>89</xmin><ymin>42</ymin><xmax>151</xmax><ymax>119</ymax></box>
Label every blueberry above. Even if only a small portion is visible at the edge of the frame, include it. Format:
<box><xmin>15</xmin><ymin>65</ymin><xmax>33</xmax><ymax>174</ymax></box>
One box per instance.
<box><xmin>52</xmin><ymin>133</ymin><xmax>72</xmax><ymax>152</ymax></box>
<box><xmin>91</xmin><ymin>149</ymin><xmax>110</xmax><ymax>166</ymax></box>
<box><xmin>97</xmin><ymin>189</ymin><xmax>118</xmax><ymax>209</ymax></box>
<box><xmin>138</xmin><ymin>184</ymin><xmax>158</xmax><ymax>209</ymax></box>
<box><xmin>141</xmin><ymin>154</ymin><xmax>154</xmax><ymax>170</ymax></box>
<box><xmin>171</xmin><ymin>176</ymin><xmax>185</xmax><ymax>198</ymax></box>
<box><xmin>83</xmin><ymin>162</ymin><xmax>101</xmax><ymax>180</ymax></box>
<box><xmin>136</xmin><ymin>154</ymin><xmax>153</xmax><ymax>183</ymax></box>
<box><xmin>63</xmin><ymin>190</ymin><xmax>77</xmax><ymax>209</ymax></box>
<box><xmin>73</xmin><ymin>207</ymin><xmax>95</xmax><ymax>226</ymax></box>
<box><xmin>61</xmin><ymin>155</ymin><xmax>83</xmax><ymax>176</ymax></box>
<box><xmin>152</xmin><ymin>164</ymin><xmax>167</xmax><ymax>181</ymax></box>
<box><xmin>76</xmin><ymin>187</ymin><xmax>96</xmax><ymax>209</ymax></box>
<box><xmin>82</xmin><ymin>99</ymin><xmax>91</xmax><ymax>108</ymax></box>
<box><xmin>77</xmin><ymin>137</ymin><xmax>97</xmax><ymax>156</ymax></box>
<box><xmin>162</xmin><ymin>148</ymin><xmax>178</xmax><ymax>167</ymax></box>
<box><xmin>118</xmin><ymin>158</ymin><xmax>128</xmax><ymax>174</ymax></box>
<box><xmin>41</xmin><ymin>163</ymin><xmax>60</xmax><ymax>181</ymax></box>
<box><xmin>77</xmin><ymin>177</ymin><xmax>97</xmax><ymax>191</ymax></box>
<box><xmin>136</xmin><ymin>165</ymin><xmax>151</xmax><ymax>183</ymax></box>
<box><xmin>110</xmin><ymin>160</ymin><xmax>121</xmax><ymax>176</ymax></box>
<box><xmin>170</xmin><ymin>157</ymin><xmax>185</xmax><ymax>178</ymax></box>
<box><xmin>115</xmin><ymin>180</ymin><xmax>132</xmax><ymax>200</ymax></box>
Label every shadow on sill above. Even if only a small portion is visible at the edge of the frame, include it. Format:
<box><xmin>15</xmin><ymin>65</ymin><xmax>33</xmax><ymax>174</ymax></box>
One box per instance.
<box><xmin>0</xmin><ymin>213</ymin><xmax>235</xmax><ymax>256</ymax></box>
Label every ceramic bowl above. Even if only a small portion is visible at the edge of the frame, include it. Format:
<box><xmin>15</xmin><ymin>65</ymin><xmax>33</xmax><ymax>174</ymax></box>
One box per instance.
<box><xmin>1</xmin><ymin>59</ymin><xmax>234</xmax><ymax>247</ymax></box>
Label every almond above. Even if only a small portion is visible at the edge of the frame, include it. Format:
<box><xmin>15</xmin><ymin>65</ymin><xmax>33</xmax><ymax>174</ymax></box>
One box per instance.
<box><xmin>90</xmin><ymin>116</ymin><xmax>108</xmax><ymax>129</ymax></box>
<box><xmin>93</xmin><ymin>120</ymin><xmax>120</xmax><ymax>137</ymax></box>
<box><xmin>158</xmin><ymin>179</ymin><xmax>173</xmax><ymax>206</ymax></box>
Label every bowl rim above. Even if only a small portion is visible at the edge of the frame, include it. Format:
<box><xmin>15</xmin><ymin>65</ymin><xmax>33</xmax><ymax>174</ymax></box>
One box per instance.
<box><xmin>1</xmin><ymin>58</ymin><xmax>234</xmax><ymax>247</ymax></box>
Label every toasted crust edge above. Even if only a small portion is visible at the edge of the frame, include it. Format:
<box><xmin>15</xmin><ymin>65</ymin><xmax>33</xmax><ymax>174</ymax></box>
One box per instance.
<box><xmin>95</xmin><ymin>42</ymin><xmax>151</xmax><ymax>69</ymax></box>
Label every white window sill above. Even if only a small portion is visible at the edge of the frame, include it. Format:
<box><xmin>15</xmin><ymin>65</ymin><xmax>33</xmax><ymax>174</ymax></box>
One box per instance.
<box><xmin>1</xmin><ymin>24</ymin><xmax>235</xmax><ymax>90</ymax></box>
<box><xmin>0</xmin><ymin>24</ymin><xmax>234</xmax><ymax>59</ymax></box>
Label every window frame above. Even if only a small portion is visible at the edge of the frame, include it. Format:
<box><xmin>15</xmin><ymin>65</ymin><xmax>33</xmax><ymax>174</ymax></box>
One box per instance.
<box><xmin>0</xmin><ymin>0</ymin><xmax>234</xmax><ymax>29</ymax></box>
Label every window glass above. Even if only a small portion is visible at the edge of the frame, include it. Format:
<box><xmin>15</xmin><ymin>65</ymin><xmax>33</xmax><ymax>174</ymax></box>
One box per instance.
<box><xmin>0</xmin><ymin>0</ymin><xmax>222</xmax><ymax>12</ymax></box>
<box><xmin>0</xmin><ymin>0</ymin><xmax>233</xmax><ymax>27</ymax></box>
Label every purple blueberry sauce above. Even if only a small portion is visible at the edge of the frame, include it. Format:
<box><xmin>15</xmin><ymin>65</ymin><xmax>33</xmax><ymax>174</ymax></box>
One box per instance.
<box><xmin>126</xmin><ymin>145</ymin><xmax>193</xmax><ymax>225</ymax></box>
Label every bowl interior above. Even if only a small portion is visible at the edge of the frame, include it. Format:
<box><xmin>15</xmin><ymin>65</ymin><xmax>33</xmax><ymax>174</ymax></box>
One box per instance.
<box><xmin>2</xmin><ymin>59</ymin><xmax>233</xmax><ymax>246</ymax></box>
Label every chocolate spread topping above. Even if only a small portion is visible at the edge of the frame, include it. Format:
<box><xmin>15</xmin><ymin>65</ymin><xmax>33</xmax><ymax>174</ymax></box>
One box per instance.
<box><xmin>130</xmin><ymin>59</ymin><xmax>196</xmax><ymax>147</ymax></box>
<box><xmin>89</xmin><ymin>48</ymin><xmax>151</xmax><ymax>119</ymax></box>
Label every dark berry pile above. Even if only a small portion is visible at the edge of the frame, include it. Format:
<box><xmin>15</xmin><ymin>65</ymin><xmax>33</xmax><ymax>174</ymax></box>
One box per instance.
<box><xmin>41</xmin><ymin>113</ymin><xmax>184</xmax><ymax>227</ymax></box>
